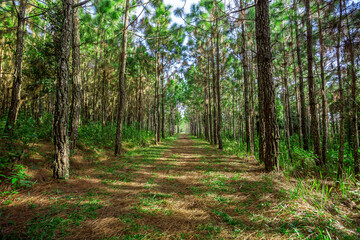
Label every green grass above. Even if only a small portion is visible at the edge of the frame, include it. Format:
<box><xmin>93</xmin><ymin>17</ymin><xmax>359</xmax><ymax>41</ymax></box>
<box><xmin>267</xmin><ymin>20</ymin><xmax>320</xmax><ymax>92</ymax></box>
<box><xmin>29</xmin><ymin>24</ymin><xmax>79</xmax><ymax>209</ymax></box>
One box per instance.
<box><xmin>3</xmin><ymin>196</ymin><xmax>104</xmax><ymax>239</ymax></box>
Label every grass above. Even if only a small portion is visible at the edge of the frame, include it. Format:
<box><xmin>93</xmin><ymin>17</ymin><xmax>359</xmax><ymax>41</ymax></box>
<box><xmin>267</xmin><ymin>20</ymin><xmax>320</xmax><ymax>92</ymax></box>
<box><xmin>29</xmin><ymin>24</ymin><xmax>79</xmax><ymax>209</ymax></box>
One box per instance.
<box><xmin>1</xmin><ymin>129</ymin><xmax>360</xmax><ymax>239</ymax></box>
<box><xmin>2</xmin><ymin>192</ymin><xmax>105</xmax><ymax>239</ymax></box>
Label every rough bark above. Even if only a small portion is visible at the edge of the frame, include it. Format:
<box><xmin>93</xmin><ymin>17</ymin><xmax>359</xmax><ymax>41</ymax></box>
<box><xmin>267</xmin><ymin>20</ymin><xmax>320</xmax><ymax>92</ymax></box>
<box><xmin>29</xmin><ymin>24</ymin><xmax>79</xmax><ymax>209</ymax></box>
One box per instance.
<box><xmin>215</xmin><ymin>13</ymin><xmax>223</xmax><ymax>150</ymax></box>
<box><xmin>282</xmin><ymin>41</ymin><xmax>292</xmax><ymax>161</ymax></box>
<box><xmin>232</xmin><ymin>90</ymin><xmax>236</xmax><ymax>139</ymax></box>
<box><xmin>161</xmin><ymin>74</ymin><xmax>165</xmax><ymax>139</ymax></box>
<box><xmin>211</xmin><ymin>33</ymin><xmax>217</xmax><ymax>145</ymax></box>
<box><xmin>207</xmin><ymin>52</ymin><xmax>213</xmax><ymax>144</ymax></box>
<box><xmin>115</xmin><ymin>0</ymin><xmax>130</xmax><ymax>156</ymax></box>
<box><xmin>337</xmin><ymin>1</ymin><xmax>344</xmax><ymax>180</ymax></box>
<box><xmin>137</xmin><ymin>74</ymin><xmax>143</xmax><ymax>129</ymax></box>
<box><xmin>204</xmin><ymin>55</ymin><xmax>210</xmax><ymax>141</ymax></box>
<box><xmin>241</xmin><ymin>14</ymin><xmax>253</xmax><ymax>154</ymax></box>
<box><xmin>69</xmin><ymin>0</ymin><xmax>82</xmax><ymax>151</ymax></box>
<box><xmin>53</xmin><ymin>0</ymin><xmax>73</xmax><ymax>179</ymax></box>
<box><xmin>156</xmin><ymin>54</ymin><xmax>161</xmax><ymax>143</ymax></box>
<box><xmin>294</xmin><ymin>0</ymin><xmax>308</xmax><ymax>150</ymax></box>
<box><xmin>154</xmin><ymin>66</ymin><xmax>158</xmax><ymax>144</ymax></box>
<box><xmin>305</xmin><ymin>0</ymin><xmax>322</xmax><ymax>164</ymax></box>
<box><xmin>250</xmin><ymin>51</ymin><xmax>256</xmax><ymax>151</ymax></box>
<box><xmin>255</xmin><ymin>0</ymin><xmax>280</xmax><ymax>171</ymax></box>
<box><xmin>317</xmin><ymin>1</ymin><xmax>328</xmax><ymax>165</ymax></box>
<box><xmin>0</xmin><ymin>37</ymin><xmax>5</xmax><ymax>114</ymax></box>
<box><xmin>290</xmin><ymin>16</ymin><xmax>302</xmax><ymax>147</ymax></box>
<box><xmin>342</xmin><ymin>0</ymin><xmax>359</xmax><ymax>177</ymax></box>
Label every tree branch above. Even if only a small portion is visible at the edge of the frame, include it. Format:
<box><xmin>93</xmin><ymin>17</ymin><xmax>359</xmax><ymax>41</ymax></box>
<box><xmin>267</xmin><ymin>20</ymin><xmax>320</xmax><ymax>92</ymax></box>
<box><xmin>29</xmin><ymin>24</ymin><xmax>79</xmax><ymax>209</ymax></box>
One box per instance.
<box><xmin>11</xmin><ymin>0</ymin><xmax>19</xmax><ymax>17</ymax></box>
<box><xmin>130</xmin><ymin>0</ymin><xmax>154</xmax><ymax>9</ymax></box>
<box><xmin>73</xmin><ymin>0</ymin><xmax>91</xmax><ymax>8</ymax></box>
<box><xmin>24</xmin><ymin>11</ymin><xmax>47</xmax><ymax>19</ymax></box>
<box><xmin>26</xmin><ymin>2</ymin><xmax>46</xmax><ymax>11</ymax></box>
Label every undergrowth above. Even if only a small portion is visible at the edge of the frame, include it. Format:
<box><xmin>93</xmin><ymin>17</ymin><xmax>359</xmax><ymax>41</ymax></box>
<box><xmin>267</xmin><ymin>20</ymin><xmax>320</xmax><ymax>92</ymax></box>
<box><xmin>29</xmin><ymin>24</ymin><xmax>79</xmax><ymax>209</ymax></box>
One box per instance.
<box><xmin>195</xmin><ymin>133</ymin><xmax>360</xmax><ymax>239</ymax></box>
<box><xmin>0</xmin><ymin>113</ymin><xmax>155</xmax><ymax>194</ymax></box>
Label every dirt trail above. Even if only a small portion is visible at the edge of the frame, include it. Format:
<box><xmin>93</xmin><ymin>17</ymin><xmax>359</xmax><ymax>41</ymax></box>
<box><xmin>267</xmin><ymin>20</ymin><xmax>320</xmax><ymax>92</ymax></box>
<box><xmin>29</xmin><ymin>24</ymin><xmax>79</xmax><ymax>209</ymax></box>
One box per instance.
<box><xmin>1</xmin><ymin>134</ymin><xmax>357</xmax><ymax>239</ymax></box>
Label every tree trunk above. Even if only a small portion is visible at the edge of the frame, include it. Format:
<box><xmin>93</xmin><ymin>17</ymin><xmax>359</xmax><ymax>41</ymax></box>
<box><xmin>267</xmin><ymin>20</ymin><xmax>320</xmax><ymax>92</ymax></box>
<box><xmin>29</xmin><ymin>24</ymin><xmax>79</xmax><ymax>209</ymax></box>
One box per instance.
<box><xmin>290</xmin><ymin>16</ymin><xmax>302</xmax><ymax>147</ymax></box>
<box><xmin>216</xmin><ymin>13</ymin><xmax>223</xmax><ymax>150</ymax></box>
<box><xmin>161</xmin><ymin>74</ymin><xmax>165</xmax><ymax>139</ymax></box>
<box><xmin>341</xmin><ymin>0</ymin><xmax>359</xmax><ymax>177</ymax></box>
<box><xmin>69</xmin><ymin>0</ymin><xmax>82</xmax><ymax>151</ymax></box>
<box><xmin>115</xmin><ymin>0</ymin><xmax>130</xmax><ymax>156</ymax></box>
<box><xmin>208</xmin><ymin>53</ymin><xmax>213</xmax><ymax>144</ymax></box>
<box><xmin>156</xmin><ymin>55</ymin><xmax>161</xmax><ymax>142</ymax></box>
<box><xmin>0</xmin><ymin>37</ymin><xmax>5</xmax><ymax>116</ymax></box>
<box><xmin>5</xmin><ymin>0</ymin><xmax>26</xmax><ymax>133</ymax></box>
<box><xmin>317</xmin><ymin>1</ymin><xmax>328</xmax><ymax>165</ymax></box>
<box><xmin>204</xmin><ymin>54</ymin><xmax>210</xmax><ymax>141</ymax></box>
<box><xmin>282</xmin><ymin>41</ymin><xmax>292</xmax><ymax>161</ymax></box>
<box><xmin>101</xmin><ymin>67</ymin><xmax>107</xmax><ymax>126</ymax></box>
<box><xmin>255</xmin><ymin>0</ymin><xmax>280</xmax><ymax>171</ymax></box>
<box><xmin>250</xmin><ymin>52</ymin><xmax>256</xmax><ymax>151</ymax></box>
<box><xmin>137</xmin><ymin>74</ymin><xmax>143</xmax><ymax>129</ymax></box>
<box><xmin>337</xmin><ymin>1</ymin><xmax>345</xmax><ymax>180</ymax></box>
<box><xmin>294</xmin><ymin>0</ymin><xmax>308</xmax><ymax>150</ymax></box>
<box><xmin>241</xmin><ymin>14</ymin><xmax>253</xmax><ymax>154</ymax></box>
<box><xmin>53</xmin><ymin>0</ymin><xmax>73</xmax><ymax>179</ymax></box>
<box><xmin>305</xmin><ymin>0</ymin><xmax>322</xmax><ymax>164</ymax></box>
<box><xmin>232</xmin><ymin>90</ymin><xmax>236</xmax><ymax>139</ymax></box>
<box><xmin>211</xmin><ymin>34</ymin><xmax>217</xmax><ymax>145</ymax></box>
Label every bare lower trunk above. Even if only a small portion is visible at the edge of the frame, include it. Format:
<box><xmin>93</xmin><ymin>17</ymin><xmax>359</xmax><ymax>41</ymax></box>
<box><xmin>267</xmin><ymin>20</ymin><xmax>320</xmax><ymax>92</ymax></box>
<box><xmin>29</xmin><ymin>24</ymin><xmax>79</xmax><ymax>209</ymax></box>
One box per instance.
<box><xmin>337</xmin><ymin>2</ymin><xmax>344</xmax><ymax>180</ymax></box>
<box><xmin>69</xmin><ymin>0</ymin><xmax>82</xmax><ymax>151</ymax></box>
<box><xmin>161</xmin><ymin>75</ymin><xmax>165</xmax><ymax>139</ymax></box>
<box><xmin>215</xmin><ymin>14</ymin><xmax>223</xmax><ymax>150</ymax></box>
<box><xmin>343</xmin><ymin>0</ymin><xmax>359</xmax><ymax>177</ymax></box>
<box><xmin>53</xmin><ymin>0</ymin><xmax>73</xmax><ymax>179</ymax></box>
<box><xmin>282</xmin><ymin>41</ymin><xmax>292</xmax><ymax>161</ymax></box>
<box><xmin>115</xmin><ymin>0</ymin><xmax>130</xmax><ymax>156</ymax></box>
<box><xmin>317</xmin><ymin>1</ymin><xmax>327</xmax><ymax>165</ymax></box>
<box><xmin>255</xmin><ymin>0</ymin><xmax>279</xmax><ymax>171</ymax></box>
<box><xmin>290</xmin><ymin>17</ymin><xmax>302</xmax><ymax>147</ymax></box>
<box><xmin>204</xmin><ymin>55</ymin><xmax>210</xmax><ymax>141</ymax></box>
<box><xmin>294</xmin><ymin>0</ymin><xmax>308</xmax><ymax>150</ymax></box>
<box><xmin>305</xmin><ymin>0</ymin><xmax>321</xmax><ymax>164</ymax></box>
<box><xmin>241</xmin><ymin>15</ymin><xmax>252</xmax><ymax>154</ymax></box>
<box><xmin>208</xmin><ymin>53</ymin><xmax>213</xmax><ymax>144</ymax></box>
<box><xmin>211</xmin><ymin>36</ymin><xmax>217</xmax><ymax>145</ymax></box>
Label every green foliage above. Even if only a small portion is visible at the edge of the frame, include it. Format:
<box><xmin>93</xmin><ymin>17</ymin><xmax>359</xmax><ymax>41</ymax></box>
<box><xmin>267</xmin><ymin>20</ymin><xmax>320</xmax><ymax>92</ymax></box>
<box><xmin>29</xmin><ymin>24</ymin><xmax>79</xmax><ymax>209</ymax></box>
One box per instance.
<box><xmin>8</xmin><ymin>164</ymin><xmax>34</xmax><ymax>188</ymax></box>
<box><xmin>78</xmin><ymin>122</ymin><xmax>154</xmax><ymax>149</ymax></box>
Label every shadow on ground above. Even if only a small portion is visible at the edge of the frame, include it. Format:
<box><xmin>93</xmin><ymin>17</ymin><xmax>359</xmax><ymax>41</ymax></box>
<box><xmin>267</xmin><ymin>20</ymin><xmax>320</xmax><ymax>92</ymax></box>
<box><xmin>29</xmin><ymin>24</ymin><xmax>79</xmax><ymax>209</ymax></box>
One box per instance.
<box><xmin>1</xmin><ymin>135</ymin><xmax>359</xmax><ymax>239</ymax></box>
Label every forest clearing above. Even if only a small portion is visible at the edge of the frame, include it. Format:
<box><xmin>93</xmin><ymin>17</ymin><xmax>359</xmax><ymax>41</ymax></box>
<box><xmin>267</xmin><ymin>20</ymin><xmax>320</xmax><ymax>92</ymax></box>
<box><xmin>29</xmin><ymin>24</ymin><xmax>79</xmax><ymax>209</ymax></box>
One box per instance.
<box><xmin>1</xmin><ymin>0</ymin><xmax>360</xmax><ymax>239</ymax></box>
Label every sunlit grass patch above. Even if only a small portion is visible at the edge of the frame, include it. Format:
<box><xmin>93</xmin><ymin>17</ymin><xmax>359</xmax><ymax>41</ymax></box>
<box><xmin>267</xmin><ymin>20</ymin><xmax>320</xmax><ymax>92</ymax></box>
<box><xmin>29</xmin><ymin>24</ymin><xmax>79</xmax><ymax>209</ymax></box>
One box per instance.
<box><xmin>117</xmin><ymin>213</ymin><xmax>163</xmax><ymax>238</ymax></box>
<box><xmin>18</xmin><ymin>197</ymin><xmax>104</xmax><ymax>239</ymax></box>
<box><xmin>212</xmin><ymin>209</ymin><xmax>246</xmax><ymax>228</ymax></box>
<box><xmin>197</xmin><ymin>222</ymin><xmax>223</xmax><ymax>238</ymax></box>
<box><xmin>133</xmin><ymin>192</ymin><xmax>174</xmax><ymax>216</ymax></box>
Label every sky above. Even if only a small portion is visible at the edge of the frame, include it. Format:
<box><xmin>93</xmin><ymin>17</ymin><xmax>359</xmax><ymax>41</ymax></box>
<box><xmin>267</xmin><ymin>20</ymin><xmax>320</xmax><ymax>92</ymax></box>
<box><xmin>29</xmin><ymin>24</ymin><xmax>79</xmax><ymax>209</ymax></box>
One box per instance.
<box><xmin>163</xmin><ymin>0</ymin><xmax>200</xmax><ymax>25</ymax></box>
<box><xmin>133</xmin><ymin>0</ymin><xmax>200</xmax><ymax>27</ymax></box>
<box><xmin>160</xmin><ymin>0</ymin><xmax>201</xmax><ymax>117</ymax></box>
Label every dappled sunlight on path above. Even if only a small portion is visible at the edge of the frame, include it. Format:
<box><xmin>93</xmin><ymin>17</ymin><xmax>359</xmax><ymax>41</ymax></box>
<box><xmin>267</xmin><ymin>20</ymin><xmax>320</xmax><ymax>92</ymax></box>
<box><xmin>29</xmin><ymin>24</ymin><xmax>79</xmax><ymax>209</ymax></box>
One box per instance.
<box><xmin>1</xmin><ymin>134</ymin><xmax>358</xmax><ymax>239</ymax></box>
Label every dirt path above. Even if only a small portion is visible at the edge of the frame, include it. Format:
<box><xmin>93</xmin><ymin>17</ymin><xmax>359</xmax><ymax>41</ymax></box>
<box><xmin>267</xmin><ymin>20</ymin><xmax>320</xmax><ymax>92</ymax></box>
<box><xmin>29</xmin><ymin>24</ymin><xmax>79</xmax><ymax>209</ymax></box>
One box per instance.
<box><xmin>1</xmin><ymin>134</ymin><xmax>357</xmax><ymax>239</ymax></box>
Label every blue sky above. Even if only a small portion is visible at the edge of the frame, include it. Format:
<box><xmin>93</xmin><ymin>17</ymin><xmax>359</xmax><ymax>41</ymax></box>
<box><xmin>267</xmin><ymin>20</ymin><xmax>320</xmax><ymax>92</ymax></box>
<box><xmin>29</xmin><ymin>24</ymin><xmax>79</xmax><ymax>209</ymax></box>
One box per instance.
<box><xmin>163</xmin><ymin>0</ymin><xmax>200</xmax><ymax>25</ymax></box>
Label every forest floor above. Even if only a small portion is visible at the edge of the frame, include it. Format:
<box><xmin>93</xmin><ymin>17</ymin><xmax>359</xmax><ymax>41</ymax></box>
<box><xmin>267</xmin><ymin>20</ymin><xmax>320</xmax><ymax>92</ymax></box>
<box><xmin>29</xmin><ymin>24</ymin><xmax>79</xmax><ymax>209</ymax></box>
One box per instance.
<box><xmin>1</xmin><ymin>134</ymin><xmax>360</xmax><ymax>239</ymax></box>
